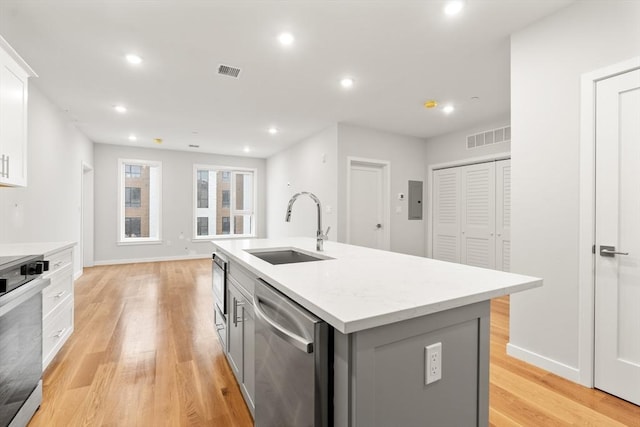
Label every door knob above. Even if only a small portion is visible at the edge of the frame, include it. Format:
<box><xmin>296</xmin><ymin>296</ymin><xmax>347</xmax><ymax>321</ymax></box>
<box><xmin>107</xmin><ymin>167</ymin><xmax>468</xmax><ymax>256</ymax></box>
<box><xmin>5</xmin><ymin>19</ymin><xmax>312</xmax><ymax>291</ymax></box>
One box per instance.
<box><xmin>599</xmin><ymin>245</ymin><xmax>629</xmax><ymax>257</ymax></box>
<box><xmin>376</xmin><ymin>224</ymin><xmax>382</xmax><ymax>229</ymax></box>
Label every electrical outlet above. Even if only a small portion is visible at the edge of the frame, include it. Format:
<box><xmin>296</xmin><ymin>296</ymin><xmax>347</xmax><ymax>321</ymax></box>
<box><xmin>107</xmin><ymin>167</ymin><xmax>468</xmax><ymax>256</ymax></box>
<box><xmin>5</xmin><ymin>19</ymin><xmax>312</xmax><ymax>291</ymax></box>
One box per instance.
<box><xmin>425</xmin><ymin>342</ymin><xmax>442</xmax><ymax>385</ymax></box>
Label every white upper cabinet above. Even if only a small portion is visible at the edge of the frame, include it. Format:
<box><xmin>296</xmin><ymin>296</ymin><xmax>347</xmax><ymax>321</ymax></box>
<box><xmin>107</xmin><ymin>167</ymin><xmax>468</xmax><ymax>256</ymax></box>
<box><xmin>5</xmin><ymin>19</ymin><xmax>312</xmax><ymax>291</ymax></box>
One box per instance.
<box><xmin>0</xmin><ymin>36</ymin><xmax>36</xmax><ymax>187</ymax></box>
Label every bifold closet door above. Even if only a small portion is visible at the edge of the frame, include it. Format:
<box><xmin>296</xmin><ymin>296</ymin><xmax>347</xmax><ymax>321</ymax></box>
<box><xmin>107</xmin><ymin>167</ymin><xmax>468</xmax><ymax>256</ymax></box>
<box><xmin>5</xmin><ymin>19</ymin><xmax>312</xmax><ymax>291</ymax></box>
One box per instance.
<box><xmin>495</xmin><ymin>159</ymin><xmax>511</xmax><ymax>272</ymax></box>
<box><xmin>432</xmin><ymin>167</ymin><xmax>461</xmax><ymax>263</ymax></box>
<box><xmin>460</xmin><ymin>162</ymin><xmax>496</xmax><ymax>268</ymax></box>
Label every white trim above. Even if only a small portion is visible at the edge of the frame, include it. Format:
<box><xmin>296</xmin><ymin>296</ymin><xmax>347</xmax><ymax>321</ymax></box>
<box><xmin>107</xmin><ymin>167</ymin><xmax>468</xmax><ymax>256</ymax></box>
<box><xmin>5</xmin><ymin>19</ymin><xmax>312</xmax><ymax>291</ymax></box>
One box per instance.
<box><xmin>0</xmin><ymin>34</ymin><xmax>37</xmax><ymax>77</ymax></box>
<box><xmin>346</xmin><ymin>156</ymin><xmax>391</xmax><ymax>251</ymax></box>
<box><xmin>507</xmin><ymin>343</ymin><xmax>581</xmax><ymax>383</ymax></box>
<box><xmin>94</xmin><ymin>253</ymin><xmax>211</xmax><ymax>266</ymax></box>
<box><xmin>426</xmin><ymin>152</ymin><xmax>510</xmax><ymax>258</ymax></box>
<box><xmin>74</xmin><ymin>270</ymin><xmax>83</xmax><ymax>281</ymax></box>
<box><xmin>578</xmin><ymin>56</ymin><xmax>640</xmax><ymax>388</ymax></box>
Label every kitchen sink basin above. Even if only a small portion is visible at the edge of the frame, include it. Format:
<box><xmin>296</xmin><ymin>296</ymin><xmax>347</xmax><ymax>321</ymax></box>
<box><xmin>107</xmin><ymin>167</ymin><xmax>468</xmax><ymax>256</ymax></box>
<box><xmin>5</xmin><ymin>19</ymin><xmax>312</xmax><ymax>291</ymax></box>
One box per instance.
<box><xmin>245</xmin><ymin>248</ymin><xmax>332</xmax><ymax>265</ymax></box>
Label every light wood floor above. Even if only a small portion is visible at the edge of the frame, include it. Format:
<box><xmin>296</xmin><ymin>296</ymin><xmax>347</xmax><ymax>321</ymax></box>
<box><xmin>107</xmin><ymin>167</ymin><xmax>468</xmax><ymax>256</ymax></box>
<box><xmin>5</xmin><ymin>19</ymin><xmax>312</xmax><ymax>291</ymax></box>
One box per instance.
<box><xmin>29</xmin><ymin>260</ymin><xmax>640</xmax><ymax>426</ymax></box>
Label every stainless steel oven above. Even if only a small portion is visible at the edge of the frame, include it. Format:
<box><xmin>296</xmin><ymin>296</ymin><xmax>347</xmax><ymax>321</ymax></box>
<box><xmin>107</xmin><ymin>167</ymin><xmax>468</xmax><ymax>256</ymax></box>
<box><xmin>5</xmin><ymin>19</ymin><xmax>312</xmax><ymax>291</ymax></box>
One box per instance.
<box><xmin>0</xmin><ymin>255</ymin><xmax>49</xmax><ymax>427</ymax></box>
<box><xmin>212</xmin><ymin>252</ymin><xmax>228</xmax><ymax>351</ymax></box>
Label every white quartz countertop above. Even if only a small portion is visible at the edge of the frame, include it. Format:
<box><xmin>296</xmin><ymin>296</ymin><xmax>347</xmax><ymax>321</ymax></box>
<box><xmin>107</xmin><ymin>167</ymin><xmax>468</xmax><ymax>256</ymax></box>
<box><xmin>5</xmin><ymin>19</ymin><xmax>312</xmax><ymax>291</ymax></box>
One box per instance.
<box><xmin>213</xmin><ymin>238</ymin><xmax>542</xmax><ymax>334</ymax></box>
<box><xmin>0</xmin><ymin>241</ymin><xmax>76</xmax><ymax>257</ymax></box>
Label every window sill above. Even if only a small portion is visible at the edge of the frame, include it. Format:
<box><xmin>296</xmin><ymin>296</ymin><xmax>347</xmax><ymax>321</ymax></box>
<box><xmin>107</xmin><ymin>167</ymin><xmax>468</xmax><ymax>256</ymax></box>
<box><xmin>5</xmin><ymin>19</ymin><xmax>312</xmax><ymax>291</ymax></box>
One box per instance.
<box><xmin>192</xmin><ymin>235</ymin><xmax>256</xmax><ymax>243</ymax></box>
<box><xmin>117</xmin><ymin>239</ymin><xmax>163</xmax><ymax>246</ymax></box>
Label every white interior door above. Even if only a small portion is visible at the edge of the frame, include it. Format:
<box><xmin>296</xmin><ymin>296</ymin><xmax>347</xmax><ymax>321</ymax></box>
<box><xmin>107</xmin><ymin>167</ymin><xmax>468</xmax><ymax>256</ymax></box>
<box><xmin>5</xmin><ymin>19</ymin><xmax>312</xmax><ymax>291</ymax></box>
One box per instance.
<box><xmin>495</xmin><ymin>159</ymin><xmax>511</xmax><ymax>272</ymax></box>
<box><xmin>348</xmin><ymin>162</ymin><xmax>387</xmax><ymax>250</ymax></box>
<box><xmin>594</xmin><ymin>67</ymin><xmax>640</xmax><ymax>405</ymax></box>
<box><xmin>82</xmin><ymin>163</ymin><xmax>94</xmax><ymax>268</ymax></box>
<box><xmin>432</xmin><ymin>167</ymin><xmax>461</xmax><ymax>263</ymax></box>
<box><xmin>460</xmin><ymin>162</ymin><xmax>495</xmax><ymax>269</ymax></box>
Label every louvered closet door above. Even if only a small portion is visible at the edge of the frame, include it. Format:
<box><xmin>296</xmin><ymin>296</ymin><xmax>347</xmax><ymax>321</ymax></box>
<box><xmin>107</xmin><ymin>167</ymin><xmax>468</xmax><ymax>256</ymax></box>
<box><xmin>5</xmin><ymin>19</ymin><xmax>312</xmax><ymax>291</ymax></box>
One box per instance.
<box><xmin>460</xmin><ymin>162</ymin><xmax>496</xmax><ymax>268</ymax></box>
<box><xmin>432</xmin><ymin>168</ymin><xmax>461</xmax><ymax>263</ymax></box>
<box><xmin>495</xmin><ymin>160</ymin><xmax>511</xmax><ymax>271</ymax></box>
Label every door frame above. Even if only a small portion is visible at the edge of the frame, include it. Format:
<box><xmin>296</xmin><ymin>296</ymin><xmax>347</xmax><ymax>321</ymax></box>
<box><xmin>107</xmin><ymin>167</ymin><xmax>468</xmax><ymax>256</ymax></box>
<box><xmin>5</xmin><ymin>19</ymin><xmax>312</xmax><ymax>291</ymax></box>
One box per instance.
<box><xmin>578</xmin><ymin>56</ymin><xmax>640</xmax><ymax>387</ymax></box>
<box><xmin>426</xmin><ymin>152</ymin><xmax>510</xmax><ymax>259</ymax></box>
<box><xmin>81</xmin><ymin>161</ymin><xmax>94</xmax><ymax>270</ymax></box>
<box><xmin>346</xmin><ymin>157</ymin><xmax>390</xmax><ymax>250</ymax></box>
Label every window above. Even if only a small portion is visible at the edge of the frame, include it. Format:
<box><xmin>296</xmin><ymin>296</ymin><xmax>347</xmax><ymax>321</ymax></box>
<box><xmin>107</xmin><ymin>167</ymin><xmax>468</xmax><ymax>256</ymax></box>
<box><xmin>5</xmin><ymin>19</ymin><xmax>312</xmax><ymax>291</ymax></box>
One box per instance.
<box><xmin>125</xmin><ymin>187</ymin><xmax>141</xmax><ymax>208</ymax></box>
<box><xmin>197</xmin><ymin>170</ymin><xmax>209</xmax><ymax>208</ymax></box>
<box><xmin>197</xmin><ymin>217</ymin><xmax>209</xmax><ymax>236</ymax></box>
<box><xmin>119</xmin><ymin>159</ymin><xmax>162</xmax><ymax>243</ymax></box>
<box><xmin>125</xmin><ymin>164</ymin><xmax>142</xmax><ymax>178</ymax></box>
<box><xmin>193</xmin><ymin>165</ymin><xmax>256</xmax><ymax>238</ymax></box>
<box><xmin>125</xmin><ymin>217</ymin><xmax>142</xmax><ymax>237</ymax></box>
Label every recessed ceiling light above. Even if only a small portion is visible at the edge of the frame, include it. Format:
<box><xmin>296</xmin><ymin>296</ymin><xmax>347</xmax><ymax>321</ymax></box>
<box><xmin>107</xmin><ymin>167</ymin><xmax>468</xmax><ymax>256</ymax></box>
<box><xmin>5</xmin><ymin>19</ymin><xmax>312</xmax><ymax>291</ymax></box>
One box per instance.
<box><xmin>444</xmin><ymin>1</ymin><xmax>465</xmax><ymax>16</ymax></box>
<box><xmin>125</xmin><ymin>54</ymin><xmax>142</xmax><ymax>65</ymax></box>
<box><xmin>442</xmin><ymin>104</ymin><xmax>455</xmax><ymax>114</ymax></box>
<box><xmin>268</xmin><ymin>127</ymin><xmax>278</xmax><ymax>135</ymax></box>
<box><xmin>114</xmin><ymin>105</ymin><xmax>127</xmax><ymax>113</ymax></box>
<box><xmin>278</xmin><ymin>32</ymin><xmax>294</xmax><ymax>46</ymax></box>
<box><xmin>340</xmin><ymin>77</ymin><xmax>355</xmax><ymax>89</ymax></box>
<box><xmin>128</xmin><ymin>134</ymin><xmax>137</xmax><ymax>141</ymax></box>
<box><xmin>243</xmin><ymin>147</ymin><xmax>251</xmax><ymax>153</ymax></box>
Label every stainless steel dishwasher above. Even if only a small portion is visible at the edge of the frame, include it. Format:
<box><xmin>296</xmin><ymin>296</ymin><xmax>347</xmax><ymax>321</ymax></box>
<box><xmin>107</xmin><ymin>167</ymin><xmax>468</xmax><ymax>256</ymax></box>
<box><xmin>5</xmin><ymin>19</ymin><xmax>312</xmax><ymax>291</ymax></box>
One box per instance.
<box><xmin>253</xmin><ymin>279</ymin><xmax>330</xmax><ymax>427</ymax></box>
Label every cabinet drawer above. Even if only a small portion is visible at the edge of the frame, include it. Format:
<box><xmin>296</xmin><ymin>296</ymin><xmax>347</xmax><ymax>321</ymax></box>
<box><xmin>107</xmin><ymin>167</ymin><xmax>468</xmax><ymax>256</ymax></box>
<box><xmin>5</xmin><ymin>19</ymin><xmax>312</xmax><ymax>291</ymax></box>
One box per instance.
<box><xmin>228</xmin><ymin>262</ymin><xmax>255</xmax><ymax>297</ymax></box>
<box><xmin>42</xmin><ymin>266</ymin><xmax>73</xmax><ymax>319</ymax></box>
<box><xmin>45</xmin><ymin>248</ymin><xmax>73</xmax><ymax>277</ymax></box>
<box><xmin>43</xmin><ymin>298</ymin><xmax>73</xmax><ymax>369</ymax></box>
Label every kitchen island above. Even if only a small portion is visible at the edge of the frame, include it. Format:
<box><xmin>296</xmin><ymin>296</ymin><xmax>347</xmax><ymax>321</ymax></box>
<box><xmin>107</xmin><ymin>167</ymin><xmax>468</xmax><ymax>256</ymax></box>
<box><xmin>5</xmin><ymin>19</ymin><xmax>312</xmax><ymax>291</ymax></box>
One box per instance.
<box><xmin>213</xmin><ymin>237</ymin><xmax>541</xmax><ymax>427</ymax></box>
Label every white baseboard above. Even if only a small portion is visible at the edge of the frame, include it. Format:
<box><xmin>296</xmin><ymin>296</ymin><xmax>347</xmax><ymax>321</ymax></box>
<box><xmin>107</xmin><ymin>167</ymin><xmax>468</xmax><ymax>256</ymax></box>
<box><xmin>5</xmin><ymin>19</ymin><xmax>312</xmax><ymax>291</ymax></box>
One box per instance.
<box><xmin>506</xmin><ymin>343</ymin><xmax>582</xmax><ymax>384</ymax></box>
<box><xmin>94</xmin><ymin>253</ymin><xmax>211</xmax><ymax>266</ymax></box>
<box><xmin>73</xmin><ymin>270</ymin><xmax>83</xmax><ymax>280</ymax></box>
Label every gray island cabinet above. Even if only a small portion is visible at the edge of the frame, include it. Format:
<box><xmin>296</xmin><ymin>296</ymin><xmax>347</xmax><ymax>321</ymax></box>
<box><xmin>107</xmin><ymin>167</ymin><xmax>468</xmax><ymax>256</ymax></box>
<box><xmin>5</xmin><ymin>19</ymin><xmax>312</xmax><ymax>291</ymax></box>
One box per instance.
<box><xmin>213</xmin><ymin>238</ymin><xmax>541</xmax><ymax>427</ymax></box>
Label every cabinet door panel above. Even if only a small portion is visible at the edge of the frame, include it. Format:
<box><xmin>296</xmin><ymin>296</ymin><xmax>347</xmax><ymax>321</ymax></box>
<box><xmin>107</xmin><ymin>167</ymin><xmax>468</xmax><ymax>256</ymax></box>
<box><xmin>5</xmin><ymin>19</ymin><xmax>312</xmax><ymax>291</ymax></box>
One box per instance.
<box><xmin>0</xmin><ymin>50</ymin><xmax>28</xmax><ymax>187</ymax></box>
<box><xmin>242</xmin><ymin>303</ymin><xmax>255</xmax><ymax>411</ymax></box>
<box><xmin>227</xmin><ymin>286</ymin><xmax>243</xmax><ymax>379</ymax></box>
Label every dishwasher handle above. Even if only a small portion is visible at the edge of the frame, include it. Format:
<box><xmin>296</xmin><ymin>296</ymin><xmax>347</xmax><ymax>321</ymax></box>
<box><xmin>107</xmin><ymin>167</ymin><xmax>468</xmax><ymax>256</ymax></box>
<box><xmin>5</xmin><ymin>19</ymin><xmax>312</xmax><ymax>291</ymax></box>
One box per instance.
<box><xmin>254</xmin><ymin>294</ymin><xmax>314</xmax><ymax>354</ymax></box>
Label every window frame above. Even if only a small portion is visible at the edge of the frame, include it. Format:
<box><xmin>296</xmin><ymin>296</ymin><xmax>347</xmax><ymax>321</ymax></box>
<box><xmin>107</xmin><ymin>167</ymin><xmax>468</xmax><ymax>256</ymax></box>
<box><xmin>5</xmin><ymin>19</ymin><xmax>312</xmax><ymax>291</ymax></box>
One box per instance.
<box><xmin>192</xmin><ymin>164</ymin><xmax>257</xmax><ymax>240</ymax></box>
<box><xmin>118</xmin><ymin>158</ymin><xmax>163</xmax><ymax>245</ymax></box>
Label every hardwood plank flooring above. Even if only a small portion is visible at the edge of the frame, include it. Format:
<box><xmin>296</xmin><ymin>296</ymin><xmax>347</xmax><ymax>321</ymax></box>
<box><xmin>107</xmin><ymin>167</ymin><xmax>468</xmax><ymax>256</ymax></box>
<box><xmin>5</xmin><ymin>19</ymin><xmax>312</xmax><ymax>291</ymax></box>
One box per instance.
<box><xmin>28</xmin><ymin>260</ymin><xmax>640</xmax><ymax>426</ymax></box>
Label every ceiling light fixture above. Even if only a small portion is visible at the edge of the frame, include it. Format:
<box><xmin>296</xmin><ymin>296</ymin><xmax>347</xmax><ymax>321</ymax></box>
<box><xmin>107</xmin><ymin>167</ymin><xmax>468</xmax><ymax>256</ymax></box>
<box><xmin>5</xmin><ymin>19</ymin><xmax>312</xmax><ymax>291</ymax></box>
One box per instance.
<box><xmin>444</xmin><ymin>0</ymin><xmax>465</xmax><ymax>16</ymax></box>
<box><xmin>340</xmin><ymin>77</ymin><xmax>355</xmax><ymax>89</ymax></box>
<box><xmin>278</xmin><ymin>32</ymin><xmax>294</xmax><ymax>46</ymax></box>
<box><xmin>442</xmin><ymin>104</ymin><xmax>455</xmax><ymax>114</ymax></box>
<box><xmin>125</xmin><ymin>54</ymin><xmax>142</xmax><ymax>65</ymax></box>
<box><xmin>128</xmin><ymin>134</ymin><xmax>137</xmax><ymax>141</ymax></box>
<box><xmin>243</xmin><ymin>147</ymin><xmax>251</xmax><ymax>153</ymax></box>
<box><xmin>114</xmin><ymin>105</ymin><xmax>127</xmax><ymax>113</ymax></box>
<box><xmin>268</xmin><ymin>127</ymin><xmax>278</xmax><ymax>135</ymax></box>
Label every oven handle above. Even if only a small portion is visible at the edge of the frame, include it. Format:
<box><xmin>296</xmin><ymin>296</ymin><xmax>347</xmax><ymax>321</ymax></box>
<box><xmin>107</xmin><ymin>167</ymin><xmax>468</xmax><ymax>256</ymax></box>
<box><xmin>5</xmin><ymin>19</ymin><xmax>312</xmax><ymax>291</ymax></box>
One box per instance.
<box><xmin>0</xmin><ymin>278</ymin><xmax>49</xmax><ymax>317</ymax></box>
<box><xmin>253</xmin><ymin>294</ymin><xmax>314</xmax><ymax>354</ymax></box>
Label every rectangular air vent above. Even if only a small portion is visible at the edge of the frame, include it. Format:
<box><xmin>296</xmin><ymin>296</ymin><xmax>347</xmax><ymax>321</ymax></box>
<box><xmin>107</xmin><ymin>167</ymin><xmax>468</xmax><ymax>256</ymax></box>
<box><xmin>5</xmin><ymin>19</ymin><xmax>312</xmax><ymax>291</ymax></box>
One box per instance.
<box><xmin>188</xmin><ymin>144</ymin><xmax>200</xmax><ymax>148</ymax></box>
<box><xmin>218</xmin><ymin>64</ymin><xmax>241</xmax><ymax>78</ymax></box>
<box><xmin>467</xmin><ymin>125</ymin><xmax>511</xmax><ymax>150</ymax></box>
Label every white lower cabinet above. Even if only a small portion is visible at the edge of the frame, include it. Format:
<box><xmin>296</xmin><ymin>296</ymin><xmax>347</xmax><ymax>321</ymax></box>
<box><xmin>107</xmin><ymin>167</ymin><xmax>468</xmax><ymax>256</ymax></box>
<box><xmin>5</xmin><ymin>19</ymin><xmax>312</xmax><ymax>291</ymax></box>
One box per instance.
<box><xmin>226</xmin><ymin>265</ymin><xmax>255</xmax><ymax>417</ymax></box>
<box><xmin>42</xmin><ymin>247</ymin><xmax>74</xmax><ymax>370</ymax></box>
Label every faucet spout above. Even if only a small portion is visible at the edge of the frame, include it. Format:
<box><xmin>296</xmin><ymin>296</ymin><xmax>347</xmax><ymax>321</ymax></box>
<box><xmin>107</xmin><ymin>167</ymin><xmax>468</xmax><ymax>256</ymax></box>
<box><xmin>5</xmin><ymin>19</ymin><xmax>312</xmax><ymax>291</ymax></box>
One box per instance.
<box><xmin>284</xmin><ymin>192</ymin><xmax>329</xmax><ymax>251</ymax></box>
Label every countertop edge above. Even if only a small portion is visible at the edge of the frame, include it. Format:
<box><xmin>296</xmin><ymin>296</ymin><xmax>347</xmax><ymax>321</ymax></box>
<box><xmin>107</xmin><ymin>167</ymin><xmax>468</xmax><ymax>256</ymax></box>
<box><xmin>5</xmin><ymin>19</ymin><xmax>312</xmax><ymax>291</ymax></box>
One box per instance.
<box><xmin>0</xmin><ymin>241</ymin><xmax>77</xmax><ymax>257</ymax></box>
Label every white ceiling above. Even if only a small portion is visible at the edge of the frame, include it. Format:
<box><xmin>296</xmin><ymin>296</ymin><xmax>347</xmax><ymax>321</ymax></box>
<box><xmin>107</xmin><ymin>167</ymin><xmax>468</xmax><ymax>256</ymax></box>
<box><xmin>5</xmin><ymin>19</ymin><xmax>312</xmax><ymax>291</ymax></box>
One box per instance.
<box><xmin>0</xmin><ymin>0</ymin><xmax>573</xmax><ymax>158</ymax></box>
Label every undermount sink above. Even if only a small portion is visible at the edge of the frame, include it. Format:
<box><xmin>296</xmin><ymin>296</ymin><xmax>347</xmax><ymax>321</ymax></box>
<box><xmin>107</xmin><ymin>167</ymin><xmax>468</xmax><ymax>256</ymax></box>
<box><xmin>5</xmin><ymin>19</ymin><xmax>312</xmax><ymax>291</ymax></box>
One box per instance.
<box><xmin>245</xmin><ymin>248</ymin><xmax>333</xmax><ymax>265</ymax></box>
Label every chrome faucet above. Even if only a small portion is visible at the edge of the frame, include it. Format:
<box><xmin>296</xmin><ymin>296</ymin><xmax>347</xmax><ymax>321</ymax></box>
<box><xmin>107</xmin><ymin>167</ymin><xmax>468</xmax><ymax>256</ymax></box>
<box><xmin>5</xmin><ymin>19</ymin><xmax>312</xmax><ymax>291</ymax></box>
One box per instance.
<box><xmin>285</xmin><ymin>192</ymin><xmax>330</xmax><ymax>251</ymax></box>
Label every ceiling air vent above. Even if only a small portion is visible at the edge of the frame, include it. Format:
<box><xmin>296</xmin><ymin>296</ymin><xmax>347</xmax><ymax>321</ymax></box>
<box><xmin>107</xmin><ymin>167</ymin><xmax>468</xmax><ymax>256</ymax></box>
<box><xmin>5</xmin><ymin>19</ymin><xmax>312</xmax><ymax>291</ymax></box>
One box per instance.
<box><xmin>467</xmin><ymin>125</ymin><xmax>511</xmax><ymax>150</ymax></box>
<box><xmin>218</xmin><ymin>64</ymin><xmax>241</xmax><ymax>78</ymax></box>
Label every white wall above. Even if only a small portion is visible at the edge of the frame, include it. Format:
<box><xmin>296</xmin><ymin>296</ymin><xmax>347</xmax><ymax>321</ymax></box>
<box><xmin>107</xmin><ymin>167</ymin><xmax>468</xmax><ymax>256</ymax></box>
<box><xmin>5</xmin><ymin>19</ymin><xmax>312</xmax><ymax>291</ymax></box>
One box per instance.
<box><xmin>93</xmin><ymin>143</ymin><xmax>266</xmax><ymax>264</ymax></box>
<box><xmin>509</xmin><ymin>0</ymin><xmax>640</xmax><ymax>382</ymax></box>
<box><xmin>424</xmin><ymin>115</ymin><xmax>510</xmax><ymax>166</ymax></box>
<box><xmin>337</xmin><ymin>123</ymin><xmax>426</xmax><ymax>256</ymax></box>
<box><xmin>266</xmin><ymin>125</ymin><xmax>338</xmax><ymax>241</ymax></box>
<box><xmin>0</xmin><ymin>84</ymin><xmax>93</xmax><ymax>276</ymax></box>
